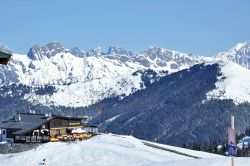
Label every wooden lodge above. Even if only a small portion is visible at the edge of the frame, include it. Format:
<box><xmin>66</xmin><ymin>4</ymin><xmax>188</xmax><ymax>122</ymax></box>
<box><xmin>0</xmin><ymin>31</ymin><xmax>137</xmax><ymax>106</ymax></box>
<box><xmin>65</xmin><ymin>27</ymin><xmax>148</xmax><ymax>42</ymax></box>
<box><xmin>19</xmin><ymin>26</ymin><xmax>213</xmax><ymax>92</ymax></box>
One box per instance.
<box><xmin>0</xmin><ymin>112</ymin><xmax>88</xmax><ymax>143</ymax></box>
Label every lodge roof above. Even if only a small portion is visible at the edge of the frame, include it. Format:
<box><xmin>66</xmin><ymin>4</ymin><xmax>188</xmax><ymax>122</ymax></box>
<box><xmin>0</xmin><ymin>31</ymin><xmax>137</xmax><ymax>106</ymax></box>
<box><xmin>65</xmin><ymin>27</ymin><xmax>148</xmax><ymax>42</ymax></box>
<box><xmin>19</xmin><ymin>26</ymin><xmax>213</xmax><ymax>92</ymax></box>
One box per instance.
<box><xmin>0</xmin><ymin>113</ymin><xmax>87</xmax><ymax>135</ymax></box>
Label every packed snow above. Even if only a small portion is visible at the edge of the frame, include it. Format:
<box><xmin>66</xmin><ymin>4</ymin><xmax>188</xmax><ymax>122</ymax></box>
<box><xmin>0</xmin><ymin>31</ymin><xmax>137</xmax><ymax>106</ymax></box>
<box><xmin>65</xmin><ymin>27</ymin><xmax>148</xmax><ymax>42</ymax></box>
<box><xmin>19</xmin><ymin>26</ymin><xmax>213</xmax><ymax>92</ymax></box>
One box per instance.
<box><xmin>0</xmin><ymin>134</ymin><xmax>234</xmax><ymax>166</ymax></box>
<box><xmin>206</xmin><ymin>61</ymin><xmax>250</xmax><ymax>104</ymax></box>
<box><xmin>145</xmin><ymin>158</ymin><xmax>250</xmax><ymax>166</ymax></box>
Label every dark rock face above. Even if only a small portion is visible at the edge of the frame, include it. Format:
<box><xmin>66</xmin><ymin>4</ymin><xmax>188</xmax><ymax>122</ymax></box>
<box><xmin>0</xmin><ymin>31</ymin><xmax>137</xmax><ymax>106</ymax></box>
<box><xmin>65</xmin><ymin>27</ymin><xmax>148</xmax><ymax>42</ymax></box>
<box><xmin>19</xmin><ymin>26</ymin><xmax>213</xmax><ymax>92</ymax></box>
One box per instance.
<box><xmin>69</xmin><ymin>47</ymin><xmax>86</xmax><ymax>57</ymax></box>
<box><xmin>143</xmin><ymin>47</ymin><xmax>201</xmax><ymax>68</ymax></box>
<box><xmin>107</xmin><ymin>46</ymin><xmax>128</xmax><ymax>55</ymax></box>
<box><xmin>27</xmin><ymin>41</ymin><xmax>65</xmax><ymax>60</ymax></box>
<box><xmin>234</xmin><ymin>43</ymin><xmax>250</xmax><ymax>68</ymax></box>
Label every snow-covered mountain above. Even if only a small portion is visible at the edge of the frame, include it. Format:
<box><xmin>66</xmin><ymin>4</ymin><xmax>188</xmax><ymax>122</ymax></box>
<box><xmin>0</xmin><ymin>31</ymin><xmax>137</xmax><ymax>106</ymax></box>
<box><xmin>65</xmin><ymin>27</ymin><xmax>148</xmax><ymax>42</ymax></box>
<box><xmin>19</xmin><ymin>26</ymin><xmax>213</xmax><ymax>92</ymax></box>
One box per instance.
<box><xmin>216</xmin><ymin>41</ymin><xmax>250</xmax><ymax>69</ymax></box>
<box><xmin>27</xmin><ymin>41</ymin><xmax>65</xmax><ymax>60</ymax></box>
<box><xmin>0</xmin><ymin>42</ymin><xmax>204</xmax><ymax>107</ymax></box>
<box><xmin>2</xmin><ymin>41</ymin><xmax>250</xmax><ymax>146</ymax></box>
<box><xmin>88</xmin><ymin>63</ymin><xmax>250</xmax><ymax>146</ymax></box>
<box><xmin>1</xmin><ymin>41</ymin><xmax>250</xmax><ymax>108</ymax></box>
<box><xmin>206</xmin><ymin>61</ymin><xmax>250</xmax><ymax>104</ymax></box>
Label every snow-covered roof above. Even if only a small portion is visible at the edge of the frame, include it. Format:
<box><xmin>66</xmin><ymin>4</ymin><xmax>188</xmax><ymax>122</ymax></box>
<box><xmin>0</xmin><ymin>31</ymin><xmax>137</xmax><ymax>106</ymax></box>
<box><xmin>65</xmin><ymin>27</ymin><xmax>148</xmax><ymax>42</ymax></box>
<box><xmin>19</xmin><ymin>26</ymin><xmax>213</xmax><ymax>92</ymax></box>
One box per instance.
<box><xmin>239</xmin><ymin>136</ymin><xmax>250</xmax><ymax>143</ymax></box>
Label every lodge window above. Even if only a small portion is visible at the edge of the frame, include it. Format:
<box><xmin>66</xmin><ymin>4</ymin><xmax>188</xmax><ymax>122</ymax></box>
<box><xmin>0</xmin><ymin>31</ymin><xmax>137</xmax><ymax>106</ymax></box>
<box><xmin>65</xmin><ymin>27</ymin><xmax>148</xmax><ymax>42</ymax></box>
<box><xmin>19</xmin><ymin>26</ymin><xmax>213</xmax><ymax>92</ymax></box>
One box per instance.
<box><xmin>15</xmin><ymin>136</ymin><xmax>20</xmax><ymax>140</ymax></box>
<box><xmin>41</xmin><ymin>129</ymin><xmax>49</xmax><ymax>136</ymax></box>
<box><xmin>68</xmin><ymin>120</ymin><xmax>80</xmax><ymax>126</ymax></box>
<box><xmin>50</xmin><ymin>119</ymin><xmax>68</xmax><ymax>128</ymax></box>
<box><xmin>54</xmin><ymin>120</ymin><xmax>62</xmax><ymax>126</ymax></box>
<box><xmin>2</xmin><ymin>130</ymin><xmax>5</xmax><ymax>135</ymax></box>
<box><xmin>26</xmin><ymin>136</ymin><xmax>30</xmax><ymax>141</ymax></box>
<box><xmin>43</xmin><ymin>130</ymin><xmax>49</xmax><ymax>136</ymax></box>
<box><xmin>33</xmin><ymin>130</ymin><xmax>39</xmax><ymax>136</ymax></box>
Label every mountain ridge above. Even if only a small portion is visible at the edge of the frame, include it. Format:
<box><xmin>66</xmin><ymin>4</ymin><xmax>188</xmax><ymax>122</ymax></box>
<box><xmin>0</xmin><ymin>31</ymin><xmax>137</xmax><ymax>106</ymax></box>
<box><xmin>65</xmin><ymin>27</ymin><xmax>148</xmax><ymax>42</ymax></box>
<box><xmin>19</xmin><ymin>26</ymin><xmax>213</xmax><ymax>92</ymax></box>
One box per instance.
<box><xmin>0</xmin><ymin>41</ymin><xmax>250</xmax><ymax>108</ymax></box>
<box><xmin>0</xmin><ymin>41</ymin><xmax>204</xmax><ymax>107</ymax></box>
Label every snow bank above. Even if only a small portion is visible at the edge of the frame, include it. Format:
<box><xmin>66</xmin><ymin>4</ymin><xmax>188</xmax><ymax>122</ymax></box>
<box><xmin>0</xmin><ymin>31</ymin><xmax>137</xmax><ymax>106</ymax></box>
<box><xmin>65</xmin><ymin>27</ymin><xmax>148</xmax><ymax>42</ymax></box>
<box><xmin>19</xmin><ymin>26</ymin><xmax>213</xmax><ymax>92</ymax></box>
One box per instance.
<box><xmin>141</xmin><ymin>140</ymin><xmax>222</xmax><ymax>159</ymax></box>
<box><xmin>0</xmin><ymin>134</ymin><xmax>225</xmax><ymax>166</ymax></box>
<box><xmin>144</xmin><ymin>157</ymin><xmax>250</xmax><ymax>166</ymax></box>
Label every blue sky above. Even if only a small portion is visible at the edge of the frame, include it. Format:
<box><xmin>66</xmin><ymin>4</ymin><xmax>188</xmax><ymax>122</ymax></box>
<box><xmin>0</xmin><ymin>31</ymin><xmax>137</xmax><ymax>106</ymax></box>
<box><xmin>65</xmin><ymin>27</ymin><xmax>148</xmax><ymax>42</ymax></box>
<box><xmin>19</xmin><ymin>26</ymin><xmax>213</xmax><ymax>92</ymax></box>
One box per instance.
<box><xmin>0</xmin><ymin>0</ymin><xmax>249</xmax><ymax>55</ymax></box>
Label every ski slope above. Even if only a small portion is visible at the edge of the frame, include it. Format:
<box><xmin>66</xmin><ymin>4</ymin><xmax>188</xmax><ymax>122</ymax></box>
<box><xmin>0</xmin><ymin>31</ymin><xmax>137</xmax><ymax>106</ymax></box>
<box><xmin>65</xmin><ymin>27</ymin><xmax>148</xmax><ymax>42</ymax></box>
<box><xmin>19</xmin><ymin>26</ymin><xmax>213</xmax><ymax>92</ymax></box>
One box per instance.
<box><xmin>1</xmin><ymin>134</ymin><xmax>246</xmax><ymax>166</ymax></box>
<box><xmin>206</xmin><ymin>61</ymin><xmax>250</xmax><ymax>104</ymax></box>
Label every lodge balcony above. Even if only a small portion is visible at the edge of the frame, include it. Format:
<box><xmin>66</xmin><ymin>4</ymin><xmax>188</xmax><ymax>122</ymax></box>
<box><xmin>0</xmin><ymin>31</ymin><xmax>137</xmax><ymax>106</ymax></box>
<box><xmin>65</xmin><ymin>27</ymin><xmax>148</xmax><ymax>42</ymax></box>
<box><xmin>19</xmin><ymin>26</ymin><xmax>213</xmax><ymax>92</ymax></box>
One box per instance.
<box><xmin>14</xmin><ymin>135</ymin><xmax>50</xmax><ymax>143</ymax></box>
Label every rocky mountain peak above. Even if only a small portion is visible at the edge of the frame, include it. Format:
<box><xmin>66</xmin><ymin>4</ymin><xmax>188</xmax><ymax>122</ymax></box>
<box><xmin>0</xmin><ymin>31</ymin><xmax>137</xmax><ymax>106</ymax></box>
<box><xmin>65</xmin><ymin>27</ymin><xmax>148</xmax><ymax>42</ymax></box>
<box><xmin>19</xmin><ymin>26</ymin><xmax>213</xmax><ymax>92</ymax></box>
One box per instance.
<box><xmin>27</xmin><ymin>41</ymin><xmax>65</xmax><ymax>60</ymax></box>
<box><xmin>216</xmin><ymin>41</ymin><xmax>250</xmax><ymax>69</ymax></box>
<box><xmin>107</xmin><ymin>46</ymin><xmax>128</xmax><ymax>55</ymax></box>
<box><xmin>46</xmin><ymin>41</ymin><xmax>64</xmax><ymax>52</ymax></box>
<box><xmin>86</xmin><ymin>47</ymin><xmax>103</xmax><ymax>56</ymax></box>
<box><xmin>69</xmin><ymin>47</ymin><xmax>86</xmax><ymax>57</ymax></box>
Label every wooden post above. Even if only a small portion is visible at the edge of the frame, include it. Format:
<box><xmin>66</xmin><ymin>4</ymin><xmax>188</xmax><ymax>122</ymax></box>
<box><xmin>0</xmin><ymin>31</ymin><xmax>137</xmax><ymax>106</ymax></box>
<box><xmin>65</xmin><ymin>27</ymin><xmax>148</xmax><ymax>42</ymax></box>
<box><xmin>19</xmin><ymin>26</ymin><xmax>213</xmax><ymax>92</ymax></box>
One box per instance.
<box><xmin>231</xmin><ymin>116</ymin><xmax>235</xmax><ymax>166</ymax></box>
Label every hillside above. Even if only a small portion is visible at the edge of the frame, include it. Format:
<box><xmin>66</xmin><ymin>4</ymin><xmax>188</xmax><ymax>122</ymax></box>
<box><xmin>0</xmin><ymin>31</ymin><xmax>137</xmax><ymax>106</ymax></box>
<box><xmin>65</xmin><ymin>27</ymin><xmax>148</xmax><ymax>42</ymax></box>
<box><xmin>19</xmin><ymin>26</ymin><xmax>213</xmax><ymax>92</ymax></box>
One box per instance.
<box><xmin>207</xmin><ymin>61</ymin><xmax>250</xmax><ymax>104</ymax></box>
<box><xmin>87</xmin><ymin>62</ymin><xmax>250</xmax><ymax>146</ymax></box>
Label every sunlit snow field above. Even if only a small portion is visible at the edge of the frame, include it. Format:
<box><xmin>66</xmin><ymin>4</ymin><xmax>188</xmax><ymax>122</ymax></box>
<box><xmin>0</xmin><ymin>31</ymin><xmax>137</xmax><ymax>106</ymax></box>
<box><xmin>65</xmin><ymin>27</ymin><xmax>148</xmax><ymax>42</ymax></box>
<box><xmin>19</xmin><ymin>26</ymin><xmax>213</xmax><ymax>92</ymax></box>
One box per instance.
<box><xmin>1</xmin><ymin>134</ymin><xmax>249</xmax><ymax>166</ymax></box>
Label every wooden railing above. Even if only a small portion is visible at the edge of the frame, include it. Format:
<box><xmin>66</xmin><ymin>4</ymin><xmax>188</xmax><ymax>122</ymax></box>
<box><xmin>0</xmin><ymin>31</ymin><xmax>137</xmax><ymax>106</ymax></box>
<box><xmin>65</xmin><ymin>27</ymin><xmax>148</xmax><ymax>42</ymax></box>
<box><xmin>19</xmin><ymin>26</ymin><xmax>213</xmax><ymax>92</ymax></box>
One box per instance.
<box><xmin>15</xmin><ymin>135</ymin><xmax>50</xmax><ymax>143</ymax></box>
